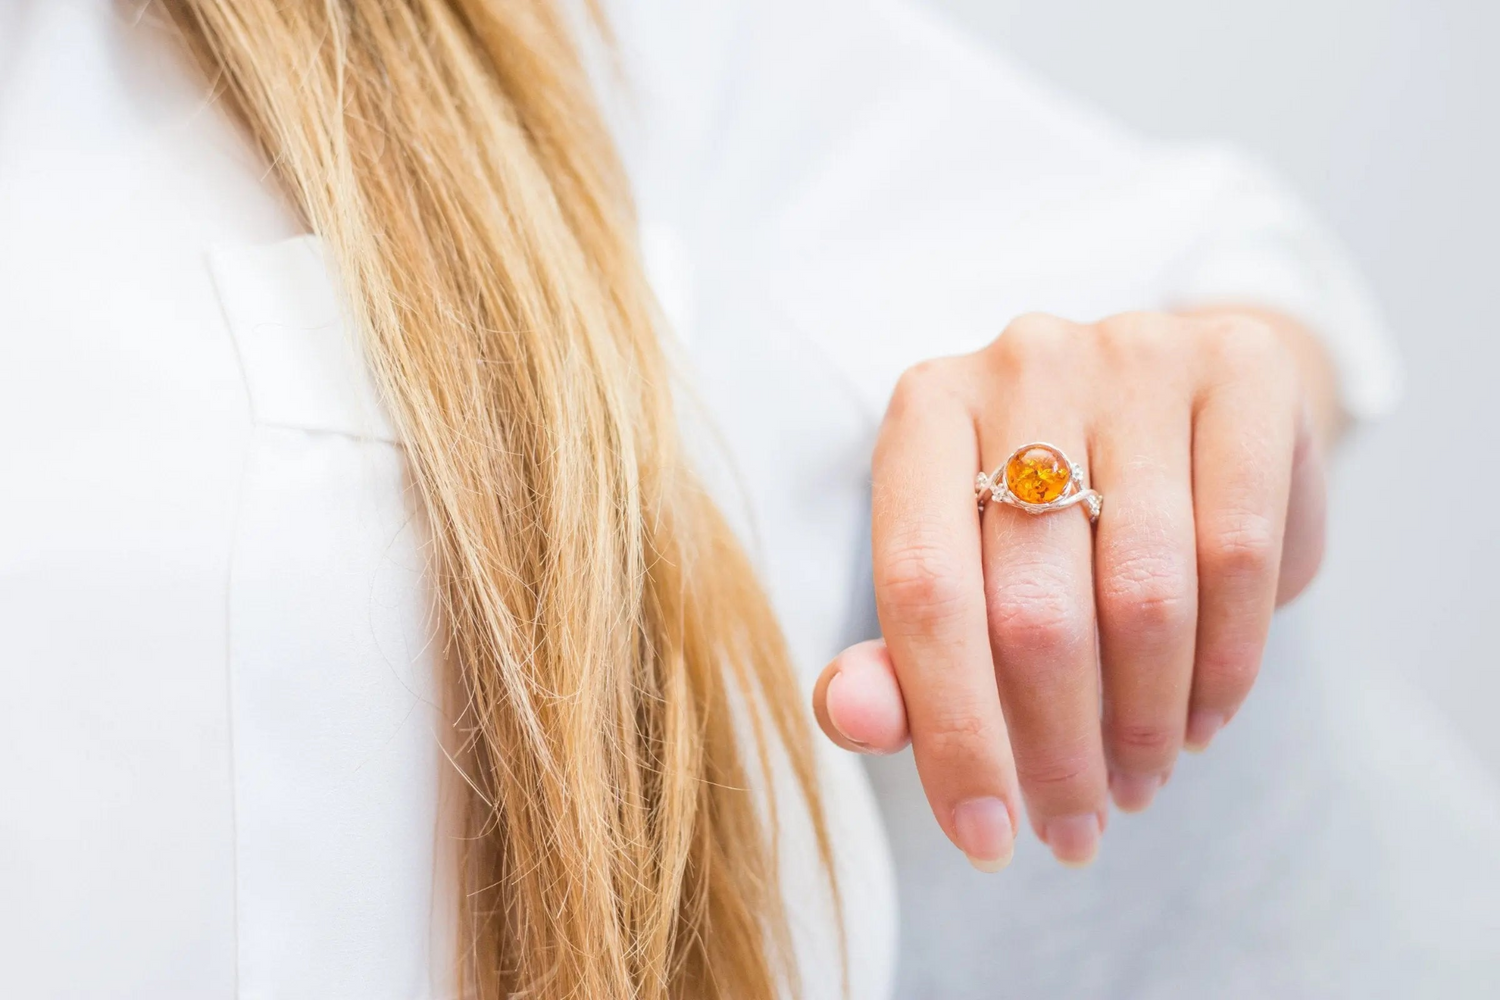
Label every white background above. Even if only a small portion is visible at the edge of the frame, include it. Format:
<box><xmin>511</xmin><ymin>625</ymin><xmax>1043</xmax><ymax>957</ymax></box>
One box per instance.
<box><xmin>924</xmin><ymin>0</ymin><xmax>1500</xmax><ymax>776</ymax></box>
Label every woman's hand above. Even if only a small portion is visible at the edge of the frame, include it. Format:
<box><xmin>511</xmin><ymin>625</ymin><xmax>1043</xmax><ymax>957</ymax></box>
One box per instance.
<box><xmin>812</xmin><ymin>309</ymin><xmax>1339</xmax><ymax>870</ymax></box>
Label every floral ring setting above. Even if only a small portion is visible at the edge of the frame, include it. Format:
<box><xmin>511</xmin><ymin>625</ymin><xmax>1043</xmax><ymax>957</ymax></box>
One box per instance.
<box><xmin>975</xmin><ymin>442</ymin><xmax>1102</xmax><ymax>525</ymax></box>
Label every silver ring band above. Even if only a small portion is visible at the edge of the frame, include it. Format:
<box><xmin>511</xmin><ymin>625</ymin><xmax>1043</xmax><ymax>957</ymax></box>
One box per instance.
<box><xmin>975</xmin><ymin>442</ymin><xmax>1102</xmax><ymax>525</ymax></box>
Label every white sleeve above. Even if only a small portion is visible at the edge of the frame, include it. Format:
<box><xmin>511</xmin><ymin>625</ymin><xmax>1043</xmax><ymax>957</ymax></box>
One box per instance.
<box><xmin>605</xmin><ymin>0</ymin><xmax>1401</xmax><ymax>420</ymax></box>
<box><xmin>1149</xmin><ymin>146</ymin><xmax>1401</xmax><ymax>419</ymax></box>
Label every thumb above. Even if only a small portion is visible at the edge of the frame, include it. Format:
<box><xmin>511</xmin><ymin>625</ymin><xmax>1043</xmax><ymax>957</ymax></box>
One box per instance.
<box><xmin>812</xmin><ymin>639</ymin><xmax>911</xmax><ymax>754</ymax></box>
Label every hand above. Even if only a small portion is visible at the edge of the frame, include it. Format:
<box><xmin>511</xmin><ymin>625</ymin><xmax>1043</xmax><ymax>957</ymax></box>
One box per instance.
<box><xmin>811</xmin><ymin>310</ymin><xmax>1338</xmax><ymax>870</ymax></box>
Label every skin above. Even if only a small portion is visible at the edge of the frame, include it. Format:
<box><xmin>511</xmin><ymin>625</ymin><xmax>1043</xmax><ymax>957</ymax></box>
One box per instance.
<box><xmin>811</xmin><ymin>307</ymin><xmax>1342</xmax><ymax>870</ymax></box>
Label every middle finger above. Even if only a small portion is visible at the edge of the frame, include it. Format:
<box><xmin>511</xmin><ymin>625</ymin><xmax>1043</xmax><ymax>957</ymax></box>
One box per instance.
<box><xmin>1091</xmin><ymin>391</ymin><xmax>1197</xmax><ymax>812</ymax></box>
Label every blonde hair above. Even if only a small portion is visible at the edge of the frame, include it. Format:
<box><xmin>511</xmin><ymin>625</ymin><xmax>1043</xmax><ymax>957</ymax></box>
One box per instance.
<box><xmin>163</xmin><ymin>2</ymin><xmax>835</xmax><ymax>996</ymax></box>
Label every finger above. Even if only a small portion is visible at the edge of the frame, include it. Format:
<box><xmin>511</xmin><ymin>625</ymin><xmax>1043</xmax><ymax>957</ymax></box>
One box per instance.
<box><xmin>978</xmin><ymin>323</ymin><xmax>1107</xmax><ymax>865</ymax></box>
<box><xmin>1276</xmin><ymin>407</ymin><xmax>1326</xmax><ymax>606</ymax></box>
<box><xmin>1188</xmin><ymin>321</ymin><xmax>1299</xmax><ymax>751</ymax></box>
<box><xmin>812</xmin><ymin>639</ymin><xmax>910</xmax><ymax>754</ymax></box>
<box><xmin>1091</xmin><ymin>386</ymin><xmax>1196</xmax><ymax>813</ymax></box>
<box><xmin>873</xmin><ymin>361</ymin><xmax>1020</xmax><ymax>872</ymax></box>
<box><xmin>982</xmin><ymin>436</ymin><xmax>1107</xmax><ymax>865</ymax></box>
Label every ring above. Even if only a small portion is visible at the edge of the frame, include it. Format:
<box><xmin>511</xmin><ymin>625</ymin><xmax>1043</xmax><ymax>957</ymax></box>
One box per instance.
<box><xmin>975</xmin><ymin>442</ymin><xmax>1102</xmax><ymax>525</ymax></box>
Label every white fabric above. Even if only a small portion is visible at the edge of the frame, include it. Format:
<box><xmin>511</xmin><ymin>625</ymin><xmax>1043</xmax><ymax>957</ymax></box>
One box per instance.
<box><xmin>2</xmin><ymin>1</ymin><xmax>1471</xmax><ymax>999</ymax></box>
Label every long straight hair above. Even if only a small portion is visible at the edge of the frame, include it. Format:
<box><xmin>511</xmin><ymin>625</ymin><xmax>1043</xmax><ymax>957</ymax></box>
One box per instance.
<box><xmin>163</xmin><ymin>2</ymin><xmax>835</xmax><ymax>996</ymax></box>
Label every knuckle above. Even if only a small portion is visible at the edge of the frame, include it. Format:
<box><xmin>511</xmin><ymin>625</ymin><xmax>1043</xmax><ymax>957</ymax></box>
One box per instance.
<box><xmin>1205</xmin><ymin>314</ymin><xmax>1284</xmax><ymax>369</ymax></box>
<box><xmin>1218</xmin><ymin>313</ymin><xmax>1277</xmax><ymax>345</ymax></box>
<box><xmin>920</xmin><ymin>709</ymin><xmax>997</xmax><ymax>769</ymax></box>
<box><xmin>1005</xmin><ymin>311</ymin><xmax>1069</xmax><ymax>339</ymax></box>
<box><xmin>1200</xmin><ymin>512</ymin><xmax>1280</xmax><ymax>581</ymax></box>
<box><xmin>1196</xmin><ymin>646</ymin><xmax>1262</xmax><ymax>700</ymax></box>
<box><xmin>1096</xmin><ymin>310</ymin><xmax>1176</xmax><ymax>350</ymax></box>
<box><xmin>994</xmin><ymin>312</ymin><xmax>1071</xmax><ymax>365</ymax></box>
<box><xmin>1108</xmin><ymin>722</ymin><xmax>1180</xmax><ymax>757</ymax></box>
<box><xmin>888</xmin><ymin>358</ymin><xmax>963</xmax><ymax>418</ymax></box>
<box><xmin>1017</xmin><ymin>751</ymin><xmax>1092</xmax><ymax>792</ymax></box>
<box><xmin>877</xmin><ymin>542</ymin><xmax>969</xmax><ymax>629</ymax></box>
<box><xmin>894</xmin><ymin>358</ymin><xmax>948</xmax><ymax>393</ymax></box>
<box><xmin>1097</xmin><ymin>548</ymin><xmax>1195</xmax><ymax>635</ymax></box>
<box><xmin>986</xmin><ymin>570</ymin><xmax>1089</xmax><ymax>653</ymax></box>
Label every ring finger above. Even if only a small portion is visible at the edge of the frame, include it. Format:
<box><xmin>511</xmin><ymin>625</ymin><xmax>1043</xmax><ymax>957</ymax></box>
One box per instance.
<box><xmin>981</xmin><ymin>421</ymin><xmax>1108</xmax><ymax>867</ymax></box>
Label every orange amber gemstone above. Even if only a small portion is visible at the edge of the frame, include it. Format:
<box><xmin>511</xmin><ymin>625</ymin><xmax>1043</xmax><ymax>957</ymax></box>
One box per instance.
<box><xmin>1004</xmin><ymin>445</ymin><xmax>1072</xmax><ymax>504</ymax></box>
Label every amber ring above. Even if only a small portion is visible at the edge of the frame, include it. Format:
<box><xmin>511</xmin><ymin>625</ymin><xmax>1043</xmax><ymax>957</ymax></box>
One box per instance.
<box><xmin>975</xmin><ymin>442</ymin><xmax>1102</xmax><ymax>525</ymax></box>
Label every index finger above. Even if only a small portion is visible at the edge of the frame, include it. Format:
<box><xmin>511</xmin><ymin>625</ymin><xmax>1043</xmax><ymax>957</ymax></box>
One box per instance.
<box><xmin>872</xmin><ymin>360</ymin><xmax>1021</xmax><ymax>872</ymax></box>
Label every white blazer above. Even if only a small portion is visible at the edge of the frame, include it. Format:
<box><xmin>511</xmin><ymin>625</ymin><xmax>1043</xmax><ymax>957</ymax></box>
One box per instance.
<box><xmin>0</xmin><ymin>1</ymin><xmax>1397</xmax><ymax>998</ymax></box>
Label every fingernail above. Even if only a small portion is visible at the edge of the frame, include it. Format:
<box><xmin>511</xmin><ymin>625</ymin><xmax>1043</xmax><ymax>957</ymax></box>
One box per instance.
<box><xmin>824</xmin><ymin>672</ymin><xmax>868</xmax><ymax>747</ymax></box>
<box><xmin>1109</xmin><ymin>771</ymin><xmax>1164</xmax><ymax>813</ymax></box>
<box><xmin>1043</xmin><ymin>812</ymin><xmax>1102</xmax><ymax>868</ymax></box>
<box><xmin>1184</xmin><ymin>711</ymin><xmax>1226</xmax><ymax>753</ymax></box>
<box><xmin>953</xmin><ymin>797</ymin><xmax>1015</xmax><ymax>873</ymax></box>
